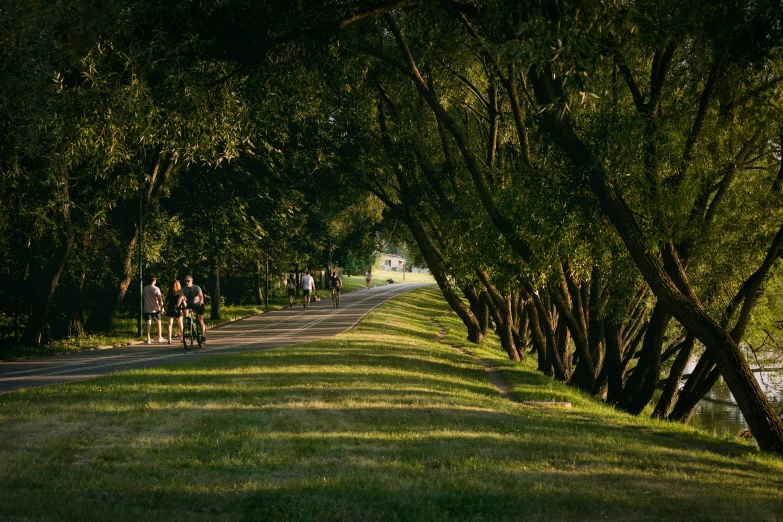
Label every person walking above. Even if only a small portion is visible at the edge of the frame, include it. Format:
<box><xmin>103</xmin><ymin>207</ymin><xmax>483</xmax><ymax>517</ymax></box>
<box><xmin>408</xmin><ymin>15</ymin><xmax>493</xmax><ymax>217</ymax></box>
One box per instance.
<box><xmin>301</xmin><ymin>270</ymin><xmax>315</xmax><ymax>308</ymax></box>
<box><xmin>165</xmin><ymin>279</ymin><xmax>185</xmax><ymax>345</ymax></box>
<box><xmin>286</xmin><ymin>273</ymin><xmax>296</xmax><ymax>308</ymax></box>
<box><xmin>365</xmin><ymin>269</ymin><xmax>372</xmax><ymax>288</ymax></box>
<box><xmin>142</xmin><ymin>274</ymin><xmax>165</xmax><ymax>344</ymax></box>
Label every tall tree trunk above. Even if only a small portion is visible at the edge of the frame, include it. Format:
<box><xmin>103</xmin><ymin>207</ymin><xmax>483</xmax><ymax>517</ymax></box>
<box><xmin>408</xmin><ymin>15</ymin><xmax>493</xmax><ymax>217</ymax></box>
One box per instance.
<box><xmin>530</xmin><ymin>291</ymin><xmax>566</xmax><ymax>380</ymax></box>
<box><xmin>211</xmin><ymin>267</ymin><xmax>221</xmax><ymax>320</ymax></box>
<box><xmin>22</xmin><ymin>196</ymin><xmax>74</xmax><ymax>346</ymax></box>
<box><xmin>526</xmin><ymin>298</ymin><xmax>550</xmax><ymax>374</ymax></box>
<box><xmin>477</xmin><ymin>291</ymin><xmax>491</xmax><ymax>338</ymax></box>
<box><xmin>255</xmin><ymin>258</ymin><xmax>264</xmax><ymax>305</ymax></box>
<box><xmin>603</xmin><ymin>320</ymin><xmax>624</xmax><ymax>403</ymax></box>
<box><xmin>66</xmin><ymin>272</ymin><xmax>87</xmax><ymax>338</ymax></box>
<box><xmin>516</xmin><ymin>301</ymin><xmax>529</xmax><ymax>356</ymax></box>
<box><xmin>13</xmin><ymin>263</ymin><xmax>29</xmax><ymax>344</ymax></box>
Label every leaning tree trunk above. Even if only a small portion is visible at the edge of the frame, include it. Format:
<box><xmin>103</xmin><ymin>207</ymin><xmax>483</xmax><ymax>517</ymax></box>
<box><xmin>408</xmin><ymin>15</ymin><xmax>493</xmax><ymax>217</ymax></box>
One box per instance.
<box><xmin>530</xmin><ymin>67</ymin><xmax>783</xmax><ymax>453</ymax></box>
<box><xmin>85</xmin><ymin>150</ymin><xmax>176</xmax><ymax>333</ymax></box>
<box><xmin>406</xmin><ymin>215</ymin><xmax>484</xmax><ymax>344</ymax></box>
<box><xmin>653</xmin><ymin>334</ymin><xmax>696</xmax><ymax>418</ymax></box>
<box><xmin>668</xmin><ymin>354</ymin><xmax>721</xmax><ymax>422</ymax></box>
<box><xmin>85</xmin><ymin>230</ymin><xmax>137</xmax><ymax>333</ymax></box>
<box><xmin>463</xmin><ymin>284</ymin><xmax>489</xmax><ymax>340</ymax></box>
<box><xmin>476</xmin><ymin>270</ymin><xmax>520</xmax><ymax>361</ymax></box>
<box><xmin>617</xmin><ymin>303</ymin><xmax>671</xmax><ymax>414</ymax></box>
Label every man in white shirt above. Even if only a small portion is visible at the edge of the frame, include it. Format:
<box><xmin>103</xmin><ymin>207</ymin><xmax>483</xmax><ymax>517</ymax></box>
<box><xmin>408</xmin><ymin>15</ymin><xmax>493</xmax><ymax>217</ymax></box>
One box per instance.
<box><xmin>301</xmin><ymin>270</ymin><xmax>316</xmax><ymax>308</ymax></box>
<box><xmin>142</xmin><ymin>274</ymin><xmax>164</xmax><ymax>344</ymax></box>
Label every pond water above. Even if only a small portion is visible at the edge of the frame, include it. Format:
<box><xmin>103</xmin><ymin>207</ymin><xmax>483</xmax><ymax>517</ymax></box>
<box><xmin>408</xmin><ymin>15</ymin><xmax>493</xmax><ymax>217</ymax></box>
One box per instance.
<box><xmin>687</xmin><ymin>362</ymin><xmax>783</xmax><ymax>438</ymax></box>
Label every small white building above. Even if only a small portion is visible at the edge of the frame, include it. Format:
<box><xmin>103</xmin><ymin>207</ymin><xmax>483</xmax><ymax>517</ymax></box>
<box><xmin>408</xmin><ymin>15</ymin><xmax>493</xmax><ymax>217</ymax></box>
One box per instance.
<box><xmin>379</xmin><ymin>253</ymin><xmax>405</xmax><ymax>271</ymax></box>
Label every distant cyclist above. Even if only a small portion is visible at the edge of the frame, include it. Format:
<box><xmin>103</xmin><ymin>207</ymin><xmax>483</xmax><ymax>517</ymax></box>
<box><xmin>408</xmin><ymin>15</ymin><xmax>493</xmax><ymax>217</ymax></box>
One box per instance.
<box><xmin>329</xmin><ymin>271</ymin><xmax>342</xmax><ymax>307</ymax></box>
<box><xmin>181</xmin><ymin>275</ymin><xmax>206</xmax><ymax>343</ymax></box>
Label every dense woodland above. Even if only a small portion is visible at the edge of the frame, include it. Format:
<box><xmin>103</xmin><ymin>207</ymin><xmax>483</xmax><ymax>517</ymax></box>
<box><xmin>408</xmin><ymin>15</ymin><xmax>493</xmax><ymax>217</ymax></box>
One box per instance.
<box><xmin>2</xmin><ymin>1</ymin><xmax>783</xmax><ymax>453</ymax></box>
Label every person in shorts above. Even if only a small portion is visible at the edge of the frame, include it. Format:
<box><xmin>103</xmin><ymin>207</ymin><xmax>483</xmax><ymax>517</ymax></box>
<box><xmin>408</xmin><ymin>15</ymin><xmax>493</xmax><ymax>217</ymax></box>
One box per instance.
<box><xmin>365</xmin><ymin>269</ymin><xmax>372</xmax><ymax>288</ymax></box>
<box><xmin>142</xmin><ymin>274</ymin><xmax>164</xmax><ymax>344</ymax></box>
<box><xmin>165</xmin><ymin>279</ymin><xmax>185</xmax><ymax>344</ymax></box>
<box><xmin>286</xmin><ymin>273</ymin><xmax>296</xmax><ymax>308</ymax></box>
<box><xmin>329</xmin><ymin>271</ymin><xmax>342</xmax><ymax>302</ymax></box>
<box><xmin>301</xmin><ymin>270</ymin><xmax>315</xmax><ymax>308</ymax></box>
<box><xmin>182</xmin><ymin>275</ymin><xmax>206</xmax><ymax>343</ymax></box>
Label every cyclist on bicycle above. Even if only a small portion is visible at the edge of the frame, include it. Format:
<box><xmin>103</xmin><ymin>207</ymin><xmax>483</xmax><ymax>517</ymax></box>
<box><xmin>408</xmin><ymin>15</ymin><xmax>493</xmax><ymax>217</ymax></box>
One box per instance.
<box><xmin>329</xmin><ymin>271</ymin><xmax>342</xmax><ymax>304</ymax></box>
<box><xmin>181</xmin><ymin>275</ymin><xmax>206</xmax><ymax>343</ymax></box>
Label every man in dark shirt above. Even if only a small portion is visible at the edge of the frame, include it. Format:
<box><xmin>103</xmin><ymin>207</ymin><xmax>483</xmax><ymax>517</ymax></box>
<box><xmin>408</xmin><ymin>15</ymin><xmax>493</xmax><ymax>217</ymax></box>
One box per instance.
<box><xmin>182</xmin><ymin>275</ymin><xmax>206</xmax><ymax>343</ymax></box>
<box><xmin>329</xmin><ymin>271</ymin><xmax>342</xmax><ymax>307</ymax></box>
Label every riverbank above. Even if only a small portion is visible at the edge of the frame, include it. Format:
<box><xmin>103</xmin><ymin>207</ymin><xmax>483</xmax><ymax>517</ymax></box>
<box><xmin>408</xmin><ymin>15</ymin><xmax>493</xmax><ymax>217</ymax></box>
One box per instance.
<box><xmin>0</xmin><ymin>286</ymin><xmax>780</xmax><ymax>520</ymax></box>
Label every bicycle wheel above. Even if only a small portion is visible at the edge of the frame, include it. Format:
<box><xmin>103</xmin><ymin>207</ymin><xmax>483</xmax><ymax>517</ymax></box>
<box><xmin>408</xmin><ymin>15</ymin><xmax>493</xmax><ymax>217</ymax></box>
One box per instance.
<box><xmin>182</xmin><ymin>317</ymin><xmax>191</xmax><ymax>350</ymax></box>
<box><xmin>336</xmin><ymin>292</ymin><xmax>340</xmax><ymax>308</ymax></box>
<box><xmin>189</xmin><ymin>320</ymin><xmax>196</xmax><ymax>349</ymax></box>
<box><xmin>332</xmin><ymin>292</ymin><xmax>337</xmax><ymax>309</ymax></box>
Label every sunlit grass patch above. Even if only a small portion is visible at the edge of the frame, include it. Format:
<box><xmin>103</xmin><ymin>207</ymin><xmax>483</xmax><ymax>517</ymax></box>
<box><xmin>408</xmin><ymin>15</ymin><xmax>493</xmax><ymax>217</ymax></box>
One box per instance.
<box><xmin>0</xmin><ymin>286</ymin><xmax>781</xmax><ymax>521</ymax></box>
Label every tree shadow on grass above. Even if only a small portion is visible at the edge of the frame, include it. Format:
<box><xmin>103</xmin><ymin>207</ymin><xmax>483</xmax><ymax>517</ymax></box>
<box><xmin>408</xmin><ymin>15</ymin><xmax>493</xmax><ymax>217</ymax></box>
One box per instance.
<box><xmin>3</xmin><ymin>401</ymin><xmax>782</xmax><ymax>521</ymax></box>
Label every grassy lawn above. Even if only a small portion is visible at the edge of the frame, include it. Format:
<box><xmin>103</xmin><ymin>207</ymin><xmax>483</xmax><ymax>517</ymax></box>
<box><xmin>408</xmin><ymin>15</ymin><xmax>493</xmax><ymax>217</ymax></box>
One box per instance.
<box><xmin>339</xmin><ymin>269</ymin><xmax>434</xmax><ymax>293</ymax></box>
<box><xmin>0</xmin><ymin>286</ymin><xmax>781</xmax><ymax>521</ymax></box>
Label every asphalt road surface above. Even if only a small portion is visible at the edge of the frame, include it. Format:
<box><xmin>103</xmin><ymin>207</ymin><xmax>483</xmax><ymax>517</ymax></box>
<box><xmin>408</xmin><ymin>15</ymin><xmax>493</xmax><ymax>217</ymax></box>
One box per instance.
<box><xmin>0</xmin><ymin>283</ymin><xmax>432</xmax><ymax>394</ymax></box>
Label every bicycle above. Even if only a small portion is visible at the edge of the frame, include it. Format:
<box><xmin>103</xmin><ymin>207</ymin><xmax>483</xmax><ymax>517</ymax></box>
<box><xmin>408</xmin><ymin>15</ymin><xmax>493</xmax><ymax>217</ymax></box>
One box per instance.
<box><xmin>180</xmin><ymin>305</ymin><xmax>203</xmax><ymax>350</ymax></box>
<box><xmin>331</xmin><ymin>287</ymin><xmax>340</xmax><ymax>309</ymax></box>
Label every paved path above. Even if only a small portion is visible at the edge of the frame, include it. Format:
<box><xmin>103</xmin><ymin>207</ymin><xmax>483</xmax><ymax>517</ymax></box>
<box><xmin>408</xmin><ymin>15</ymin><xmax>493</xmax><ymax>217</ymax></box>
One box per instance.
<box><xmin>0</xmin><ymin>283</ymin><xmax>431</xmax><ymax>393</ymax></box>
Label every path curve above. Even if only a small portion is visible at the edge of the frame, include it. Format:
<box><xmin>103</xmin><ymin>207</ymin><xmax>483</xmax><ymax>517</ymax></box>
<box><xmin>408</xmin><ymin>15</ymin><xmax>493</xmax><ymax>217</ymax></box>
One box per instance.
<box><xmin>0</xmin><ymin>283</ymin><xmax>431</xmax><ymax>393</ymax></box>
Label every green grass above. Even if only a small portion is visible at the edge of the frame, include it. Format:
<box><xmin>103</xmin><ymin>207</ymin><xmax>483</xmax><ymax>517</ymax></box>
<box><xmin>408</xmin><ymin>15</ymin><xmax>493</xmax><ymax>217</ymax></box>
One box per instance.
<box><xmin>0</xmin><ymin>286</ymin><xmax>781</xmax><ymax>521</ymax></box>
<box><xmin>338</xmin><ymin>269</ymin><xmax>434</xmax><ymax>293</ymax></box>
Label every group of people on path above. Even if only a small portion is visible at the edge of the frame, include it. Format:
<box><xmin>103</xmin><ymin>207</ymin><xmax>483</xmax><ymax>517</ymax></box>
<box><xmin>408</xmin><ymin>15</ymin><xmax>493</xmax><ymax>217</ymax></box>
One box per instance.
<box><xmin>142</xmin><ymin>274</ymin><xmax>205</xmax><ymax>345</ymax></box>
<box><xmin>285</xmin><ymin>270</ymin><xmax>344</xmax><ymax>309</ymax></box>
<box><xmin>144</xmin><ymin>267</ymin><xmax>369</xmax><ymax>345</ymax></box>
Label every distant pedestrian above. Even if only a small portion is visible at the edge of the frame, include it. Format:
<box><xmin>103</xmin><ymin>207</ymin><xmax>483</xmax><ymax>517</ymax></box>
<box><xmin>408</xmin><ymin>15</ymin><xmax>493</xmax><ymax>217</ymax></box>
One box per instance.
<box><xmin>165</xmin><ymin>279</ymin><xmax>185</xmax><ymax>344</ymax></box>
<box><xmin>365</xmin><ymin>269</ymin><xmax>372</xmax><ymax>288</ymax></box>
<box><xmin>142</xmin><ymin>274</ymin><xmax>164</xmax><ymax>344</ymax></box>
<box><xmin>301</xmin><ymin>270</ymin><xmax>315</xmax><ymax>308</ymax></box>
<box><xmin>286</xmin><ymin>273</ymin><xmax>296</xmax><ymax>308</ymax></box>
